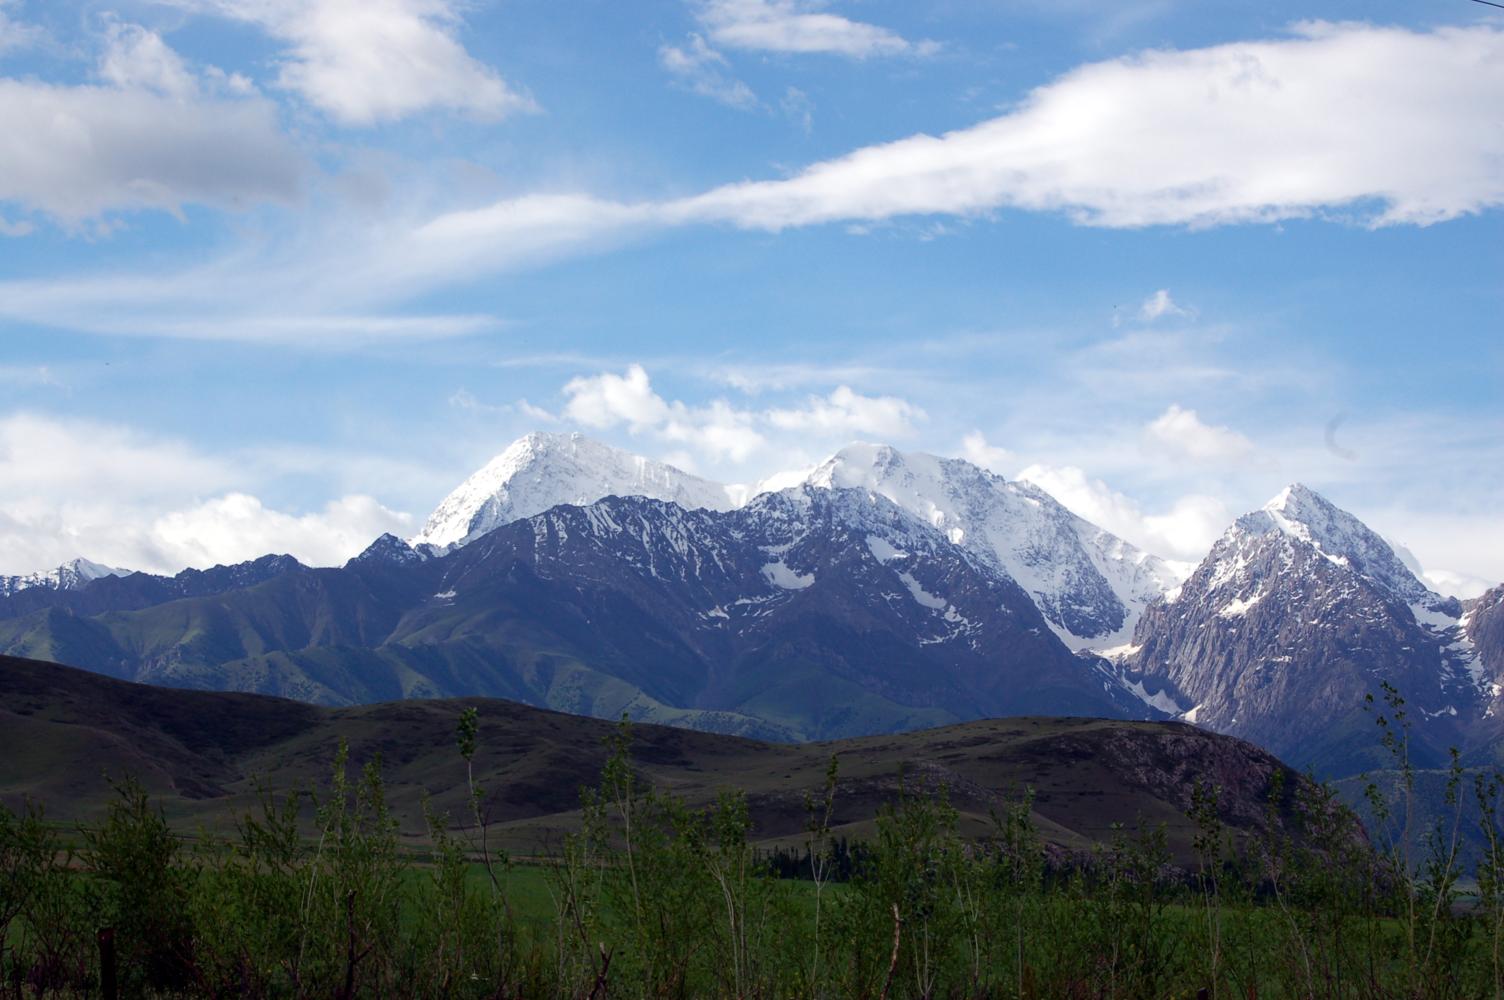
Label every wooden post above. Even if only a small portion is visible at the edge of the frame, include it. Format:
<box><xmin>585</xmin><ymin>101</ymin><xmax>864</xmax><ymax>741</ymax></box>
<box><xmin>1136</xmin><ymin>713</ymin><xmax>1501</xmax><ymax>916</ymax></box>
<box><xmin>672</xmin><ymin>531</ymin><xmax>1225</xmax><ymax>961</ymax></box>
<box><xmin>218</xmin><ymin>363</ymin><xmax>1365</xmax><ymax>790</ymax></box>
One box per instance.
<box><xmin>97</xmin><ymin>928</ymin><xmax>117</xmax><ymax>1000</ymax></box>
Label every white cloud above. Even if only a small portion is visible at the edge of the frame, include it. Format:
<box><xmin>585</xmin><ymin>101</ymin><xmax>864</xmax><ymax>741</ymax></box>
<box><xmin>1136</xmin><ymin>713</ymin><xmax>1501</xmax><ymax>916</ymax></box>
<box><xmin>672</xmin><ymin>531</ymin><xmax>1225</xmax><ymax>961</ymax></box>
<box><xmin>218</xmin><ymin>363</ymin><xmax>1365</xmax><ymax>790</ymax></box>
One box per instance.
<box><xmin>1365</xmin><ymin>507</ymin><xmax>1504</xmax><ymax>600</ymax></box>
<box><xmin>550</xmin><ymin>365</ymin><xmax>921</xmax><ymax>466</ymax></box>
<box><xmin>559</xmin><ymin>367</ymin><xmax>766</xmax><ymax>462</ymax></box>
<box><xmin>960</xmin><ymin>431</ymin><xmax>1012</xmax><ymax>472</ymax></box>
<box><xmin>191</xmin><ymin>0</ymin><xmax>532</xmax><ymax>125</ymax></box>
<box><xmin>1424</xmin><ymin>569</ymin><xmax>1496</xmax><ymax>601</ymax></box>
<box><xmin>659</xmin><ymin>34</ymin><xmax>759</xmax><ymax>109</ymax></box>
<box><xmin>13</xmin><ymin>23</ymin><xmax>1504</xmax><ymax>340</ymax></box>
<box><xmin>1144</xmin><ymin>405</ymin><xmax>1254</xmax><ymax>463</ymax></box>
<box><xmin>0</xmin><ymin>73</ymin><xmax>301</xmax><ymax>223</ymax></box>
<box><xmin>99</xmin><ymin>21</ymin><xmax>199</xmax><ymax>98</ymax></box>
<box><xmin>766</xmin><ymin>385</ymin><xmax>924</xmax><ymax>438</ymax></box>
<box><xmin>149</xmin><ymin>493</ymin><xmax>410</xmax><ymax>568</ymax></box>
<box><xmin>290</xmin><ymin>21</ymin><xmax>1504</xmax><ymax>323</ymax></box>
<box><xmin>1139</xmin><ymin>289</ymin><xmax>1193</xmax><ymax>322</ymax></box>
<box><xmin>0</xmin><ymin>412</ymin><xmax>232</xmax><ymax>501</ymax></box>
<box><xmin>0</xmin><ymin>413</ymin><xmax>411</xmax><ymax>575</ymax></box>
<box><xmin>562</xmin><ymin>364</ymin><xmax>674</xmax><ymax>432</ymax></box>
<box><xmin>1018</xmin><ymin>463</ymin><xmax>1231</xmax><ymax>563</ymax></box>
<box><xmin>662</xmin><ymin>400</ymin><xmax>766</xmax><ymax>463</ymax></box>
<box><xmin>682</xmin><ymin>23</ymin><xmax>1504</xmax><ymax>229</ymax></box>
<box><xmin>694</xmin><ymin>0</ymin><xmax>933</xmax><ymax>58</ymax></box>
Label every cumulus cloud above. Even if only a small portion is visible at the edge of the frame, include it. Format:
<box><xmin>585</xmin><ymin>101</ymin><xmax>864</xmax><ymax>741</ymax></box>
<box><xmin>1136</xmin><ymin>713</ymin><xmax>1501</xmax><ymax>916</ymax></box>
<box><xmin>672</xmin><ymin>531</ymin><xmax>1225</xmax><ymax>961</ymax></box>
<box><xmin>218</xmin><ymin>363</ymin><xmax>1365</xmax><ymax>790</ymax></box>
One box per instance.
<box><xmin>693</xmin><ymin>0</ymin><xmax>933</xmax><ymax>57</ymax></box>
<box><xmin>766</xmin><ymin>386</ymin><xmax>924</xmax><ymax>438</ymax></box>
<box><xmin>0</xmin><ymin>22</ymin><xmax>301</xmax><ymax>224</ymax></box>
<box><xmin>189</xmin><ymin>0</ymin><xmax>531</xmax><ymax>125</ymax></box>
<box><xmin>1018</xmin><ymin>463</ymin><xmax>1232</xmax><ymax>563</ymax></box>
<box><xmin>99</xmin><ymin>21</ymin><xmax>200</xmax><ymax>98</ymax></box>
<box><xmin>550</xmin><ymin>365</ymin><xmax>922</xmax><ymax>465</ymax></box>
<box><xmin>149</xmin><ymin>493</ymin><xmax>410</xmax><ymax>569</ymax></box>
<box><xmin>659</xmin><ymin>34</ymin><xmax>758</xmax><ymax>109</ymax></box>
<box><xmin>562</xmin><ymin>365</ymin><xmax>673</xmax><ymax>432</ymax></box>
<box><xmin>0</xmin><ymin>413</ymin><xmax>410</xmax><ymax>575</ymax></box>
<box><xmin>1144</xmin><ymin>405</ymin><xmax>1254</xmax><ymax>463</ymax></box>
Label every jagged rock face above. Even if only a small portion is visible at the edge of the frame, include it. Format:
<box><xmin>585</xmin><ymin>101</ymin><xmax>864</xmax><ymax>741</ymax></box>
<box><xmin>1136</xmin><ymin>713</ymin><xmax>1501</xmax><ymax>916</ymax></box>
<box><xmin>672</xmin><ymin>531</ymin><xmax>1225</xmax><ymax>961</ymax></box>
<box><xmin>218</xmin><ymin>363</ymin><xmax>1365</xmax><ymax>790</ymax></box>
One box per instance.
<box><xmin>803</xmin><ymin>444</ymin><xmax>1181</xmax><ymax>651</ymax></box>
<box><xmin>421</xmin><ymin>486</ymin><xmax>1149</xmax><ymax>732</ymax></box>
<box><xmin>1130</xmin><ymin>485</ymin><xmax>1479</xmax><ymax>771</ymax></box>
<box><xmin>412</xmin><ymin>432</ymin><xmax>737</xmax><ymax>550</ymax></box>
<box><xmin>1468</xmin><ymin>586</ymin><xmax>1504</xmax><ymax>697</ymax></box>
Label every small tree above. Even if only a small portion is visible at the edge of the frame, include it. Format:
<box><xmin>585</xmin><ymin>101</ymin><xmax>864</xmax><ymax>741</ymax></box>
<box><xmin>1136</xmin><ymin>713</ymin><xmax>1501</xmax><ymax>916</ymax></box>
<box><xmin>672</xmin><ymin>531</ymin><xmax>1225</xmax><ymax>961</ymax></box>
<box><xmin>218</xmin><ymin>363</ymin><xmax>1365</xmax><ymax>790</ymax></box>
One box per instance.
<box><xmin>81</xmin><ymin>776</ymin><xmax>197</xmax><ymax>993</ymax></box>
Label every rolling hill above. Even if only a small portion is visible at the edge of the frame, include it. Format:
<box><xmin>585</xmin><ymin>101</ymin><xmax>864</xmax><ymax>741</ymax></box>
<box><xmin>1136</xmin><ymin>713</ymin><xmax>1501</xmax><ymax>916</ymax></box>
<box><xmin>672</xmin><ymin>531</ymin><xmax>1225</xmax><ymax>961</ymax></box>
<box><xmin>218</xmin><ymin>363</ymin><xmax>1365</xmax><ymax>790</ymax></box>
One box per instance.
<box><xmin>0</xmin><ymin>653</ymin><xmax>1310</xmax><ymax>864</ymax></box>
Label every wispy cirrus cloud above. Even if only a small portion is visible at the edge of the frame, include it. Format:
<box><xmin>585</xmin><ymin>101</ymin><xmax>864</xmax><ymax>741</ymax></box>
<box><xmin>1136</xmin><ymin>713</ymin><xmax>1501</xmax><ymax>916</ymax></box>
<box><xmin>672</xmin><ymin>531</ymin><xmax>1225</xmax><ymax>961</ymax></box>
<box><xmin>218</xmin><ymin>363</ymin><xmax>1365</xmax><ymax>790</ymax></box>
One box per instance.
<box><xmin>6</xmin><ymin>22</ymin><xmax>1504</xmax><ymax>341</ymax></box>
<box><xmin>659</xmin><ymin>33</ymin><xmax>759</xmax><ymax>109</ymax></box>
<box><xmin>373</xmin><ymin>21</ymin><xmax>1504</xmax><ymax>297</ymax></box>
<box><xmin>692</xmin><ymin>0</ymin><xmax>934</xmax><ymax>58</ymax></box>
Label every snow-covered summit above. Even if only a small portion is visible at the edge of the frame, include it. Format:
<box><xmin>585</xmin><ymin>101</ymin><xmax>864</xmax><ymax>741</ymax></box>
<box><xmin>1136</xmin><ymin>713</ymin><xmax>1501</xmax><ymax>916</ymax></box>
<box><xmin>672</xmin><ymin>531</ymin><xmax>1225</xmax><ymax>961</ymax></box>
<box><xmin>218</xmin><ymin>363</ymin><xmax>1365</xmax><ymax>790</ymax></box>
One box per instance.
<box><xmin>410</xmin><ymin>432</ymin><xmax>1183</xmax><ymax>650</ymax></box>
<box><xmin>802</xmin><ymin>443</ymin><xmax>1182</xmax><ymax>650</ymax></box>
<box><xmin>412</xmin><ymin>432</ymin><xmax>740</xmax><ymax>550</ymax></box>
<box><xmin>1225</xmin><ymin>483</ymin><xmax>1449</xmax><ymax>611</ymax></box>
<box><xmin>0</xmin><ymin>557</ymin><xmax>130</xmax><ymax>598</ymax></box>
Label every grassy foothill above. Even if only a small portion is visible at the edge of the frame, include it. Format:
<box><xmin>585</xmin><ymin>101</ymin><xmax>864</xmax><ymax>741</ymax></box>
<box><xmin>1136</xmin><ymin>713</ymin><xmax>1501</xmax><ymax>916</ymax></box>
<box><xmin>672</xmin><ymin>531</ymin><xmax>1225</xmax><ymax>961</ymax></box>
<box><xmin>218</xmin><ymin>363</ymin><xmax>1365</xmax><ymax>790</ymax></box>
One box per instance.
<box><xmin>6</xmin><ymin>683</ymin><xmax>1504</xmax><ymax>999</ymax></box>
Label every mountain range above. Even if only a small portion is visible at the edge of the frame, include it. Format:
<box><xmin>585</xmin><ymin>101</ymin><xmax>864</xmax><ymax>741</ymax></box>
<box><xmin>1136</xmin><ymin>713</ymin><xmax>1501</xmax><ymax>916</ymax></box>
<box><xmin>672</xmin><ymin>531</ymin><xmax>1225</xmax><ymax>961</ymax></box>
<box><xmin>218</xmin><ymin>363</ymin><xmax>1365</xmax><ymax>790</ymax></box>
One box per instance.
<box><xmin>1</xmin><ymin>431</ymin><xmax>1499</xmax><ymax>777</ymax></box>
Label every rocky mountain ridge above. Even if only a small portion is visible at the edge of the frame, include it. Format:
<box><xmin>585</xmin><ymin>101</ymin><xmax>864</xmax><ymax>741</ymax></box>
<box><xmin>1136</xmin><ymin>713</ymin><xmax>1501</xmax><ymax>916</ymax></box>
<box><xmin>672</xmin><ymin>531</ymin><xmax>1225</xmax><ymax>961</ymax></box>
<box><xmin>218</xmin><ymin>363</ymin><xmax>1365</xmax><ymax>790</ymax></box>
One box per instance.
<box><xmin>1126</xmin><ymin>484</ymin><xmax>1491</xmax><ymax>773</ymax></box>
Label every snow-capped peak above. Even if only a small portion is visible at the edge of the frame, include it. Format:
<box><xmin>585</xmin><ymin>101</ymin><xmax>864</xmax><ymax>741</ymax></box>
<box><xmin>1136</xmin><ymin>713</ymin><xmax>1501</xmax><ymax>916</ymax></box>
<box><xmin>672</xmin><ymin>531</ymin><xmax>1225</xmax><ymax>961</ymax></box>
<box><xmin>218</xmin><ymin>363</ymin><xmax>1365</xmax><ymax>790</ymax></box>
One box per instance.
<box><xmin>0</xmin><ymin>557</ymin><xmax>131</xmax><ymax>598</ymax></box>
<box><xmin>1238</xmin><ymin>483</ymin><xmax>1440</xmax><ymax>607</ymax></box>
<box><xmin>412</xmin><ymin>431</ymin><xmax>1186</xmax><ymax>650</ymax></box>
<box><xmin>801</xmin><ymin>443</ymin><xmax>1181</xmax><ymax>650</ymax></box>
<box><xmin>413</xmin><ymin>432</ymin><xmax>740</xmax><ymax>550</ymax></box>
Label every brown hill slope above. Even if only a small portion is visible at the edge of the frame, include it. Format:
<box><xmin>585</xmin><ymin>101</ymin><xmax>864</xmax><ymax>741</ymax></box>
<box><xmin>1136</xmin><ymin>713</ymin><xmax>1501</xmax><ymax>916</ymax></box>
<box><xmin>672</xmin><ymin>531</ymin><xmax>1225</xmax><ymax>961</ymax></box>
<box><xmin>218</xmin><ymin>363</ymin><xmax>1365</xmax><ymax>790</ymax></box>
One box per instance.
<box><xmin>0</xmin><ymin>654</ymin><xmax>1308</xmax><ymax>862</ymax></box>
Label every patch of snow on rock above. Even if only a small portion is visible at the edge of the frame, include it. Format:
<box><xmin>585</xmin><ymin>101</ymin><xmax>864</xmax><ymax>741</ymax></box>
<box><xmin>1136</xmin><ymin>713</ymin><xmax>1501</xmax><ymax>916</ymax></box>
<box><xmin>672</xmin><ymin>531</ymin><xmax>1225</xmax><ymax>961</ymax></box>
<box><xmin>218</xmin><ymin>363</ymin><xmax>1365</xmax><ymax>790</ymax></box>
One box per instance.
<box><xmin>762</xmin><ymin>561</ymin><xmax>814</xmax><ymax>590</ymax></box>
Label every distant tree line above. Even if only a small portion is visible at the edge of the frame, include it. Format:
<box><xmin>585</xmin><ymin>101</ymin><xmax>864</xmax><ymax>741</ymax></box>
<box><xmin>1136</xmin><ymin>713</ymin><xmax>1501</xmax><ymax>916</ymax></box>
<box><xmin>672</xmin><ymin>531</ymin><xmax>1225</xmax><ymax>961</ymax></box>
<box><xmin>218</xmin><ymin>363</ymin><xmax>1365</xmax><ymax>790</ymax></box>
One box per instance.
<box><xmin>3</xmin><ymin>685</ymin><xmax>1504</xmax><ymax>997</ymax></box>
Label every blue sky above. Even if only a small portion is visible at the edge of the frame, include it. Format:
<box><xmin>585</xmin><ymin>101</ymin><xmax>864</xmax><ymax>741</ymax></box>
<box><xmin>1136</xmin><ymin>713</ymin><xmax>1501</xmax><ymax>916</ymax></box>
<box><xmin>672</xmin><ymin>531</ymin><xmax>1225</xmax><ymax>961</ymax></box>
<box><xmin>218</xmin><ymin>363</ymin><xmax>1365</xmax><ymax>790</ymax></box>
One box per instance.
<box><xmin>0</xmin><ymin>0</ymin><xmax>1500</xmax><ymax>595</ymax></box>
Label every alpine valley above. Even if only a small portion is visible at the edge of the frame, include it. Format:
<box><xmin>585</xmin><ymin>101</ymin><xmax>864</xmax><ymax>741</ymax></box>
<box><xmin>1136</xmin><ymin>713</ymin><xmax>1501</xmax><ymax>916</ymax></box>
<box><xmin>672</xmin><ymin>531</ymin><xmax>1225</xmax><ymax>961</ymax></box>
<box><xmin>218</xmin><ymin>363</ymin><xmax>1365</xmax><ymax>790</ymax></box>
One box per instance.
<box><xmin>1</xmin><ymin>432</ymin><xmax>1499</xmax><ymax>778</ymax></box>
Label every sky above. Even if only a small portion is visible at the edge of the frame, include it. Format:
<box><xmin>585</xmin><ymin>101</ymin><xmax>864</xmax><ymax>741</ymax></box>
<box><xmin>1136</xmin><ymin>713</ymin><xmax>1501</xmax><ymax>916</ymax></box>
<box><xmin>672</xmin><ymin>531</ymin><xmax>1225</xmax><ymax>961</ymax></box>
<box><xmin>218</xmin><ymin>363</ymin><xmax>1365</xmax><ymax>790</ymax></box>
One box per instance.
<box><xmin>0</xmin><ymin>0</ymin><xmax>1501</xmax><ymax>596</ymax></box>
